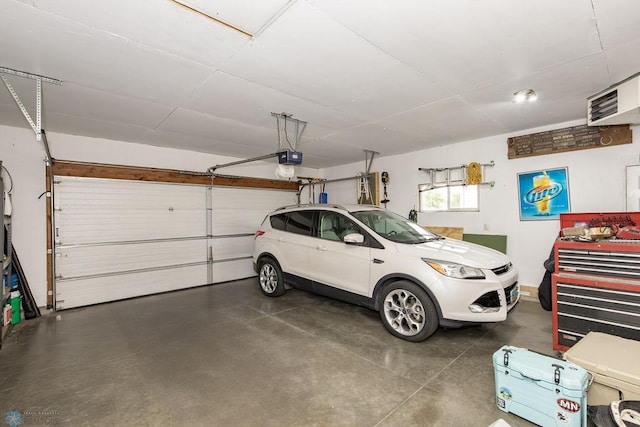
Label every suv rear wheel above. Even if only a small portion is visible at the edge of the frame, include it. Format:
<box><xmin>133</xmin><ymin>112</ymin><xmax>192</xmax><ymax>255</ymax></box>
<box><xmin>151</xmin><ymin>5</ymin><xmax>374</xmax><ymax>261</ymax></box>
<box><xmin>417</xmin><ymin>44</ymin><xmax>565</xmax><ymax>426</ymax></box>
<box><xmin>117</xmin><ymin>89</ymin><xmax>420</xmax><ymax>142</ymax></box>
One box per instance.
<box><xmin>379</xmin><ymin>281</ymin><xmax>438</xmax><ymax>342</ymax></box>
<box><xmin>258</xmin><ymin>258</ymin><xmax>286</xmax><ymax>297</ymax></box>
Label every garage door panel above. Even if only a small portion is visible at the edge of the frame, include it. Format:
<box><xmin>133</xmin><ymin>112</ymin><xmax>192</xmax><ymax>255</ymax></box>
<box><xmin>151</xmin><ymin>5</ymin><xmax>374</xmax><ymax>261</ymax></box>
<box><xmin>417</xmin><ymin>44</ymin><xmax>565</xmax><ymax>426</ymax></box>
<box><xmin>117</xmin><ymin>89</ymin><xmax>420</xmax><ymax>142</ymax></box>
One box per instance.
<box><xmin>56</xmin><ymin>209</ymin><xmax>206</xmax><ymax>243</ymax></box>
<box><xmin>211</xmin><ymin>187</ymin><xmax>295</xmax><ymax>234</ymax></box>
<box><xmin>209</xmin><ymin>187</ymin><xmax>295</xmax><ymax>284</ymax></box>
<box><xmin>213</xmin><ymin>259</ymin><xmax>255</xmax><ymax>283</ymax></box>
<box><xmin>56</xmin><ymin>240</ymin><xmax>207</xmax><ymax>278</ymax></box>
<box><xmin>56</xmin><ymin>177</ymin><xmax>207</xmax><ymax>243</ymax></box>
<box><xmin>56</xmin><ymin>177</ymin><xmax>206</xmax><ymax>209</ymax></box>
<box><xmin>212</xmin><ymin>236</ymin><xmax>253</xmax><ymax>260</ymax></box>
<box><xmin>56</xmin><ymin>264</ymin><xmax>208</xmax><ymax>310</ymax></box>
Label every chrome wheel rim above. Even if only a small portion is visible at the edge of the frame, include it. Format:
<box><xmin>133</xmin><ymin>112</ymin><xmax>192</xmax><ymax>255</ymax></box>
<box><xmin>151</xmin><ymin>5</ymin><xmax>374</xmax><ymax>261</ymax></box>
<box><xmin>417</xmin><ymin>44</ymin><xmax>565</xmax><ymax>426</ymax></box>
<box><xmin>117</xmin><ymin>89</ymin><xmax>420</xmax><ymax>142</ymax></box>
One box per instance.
<box><xmin>383</xmin><ymin>289</ymin><xmax>425</xmax><ymax>336</ymax></box>
<box><xmin>259</xmin><ymin>264</ymin><xmax>278</xmax><ymax>293</ymax></box>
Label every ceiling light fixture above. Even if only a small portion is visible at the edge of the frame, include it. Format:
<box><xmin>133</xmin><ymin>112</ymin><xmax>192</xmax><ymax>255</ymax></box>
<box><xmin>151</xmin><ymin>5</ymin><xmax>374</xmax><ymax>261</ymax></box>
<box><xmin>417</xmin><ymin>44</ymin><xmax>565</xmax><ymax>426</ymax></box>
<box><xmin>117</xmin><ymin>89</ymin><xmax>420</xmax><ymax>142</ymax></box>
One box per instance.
<box><xmin>168</xmin><ymin>0</ymin><xmax>252</xmax><ymax>37</ymax></box>
<box><xmin>513</xmin><ymin>89</ymin><xmax>538</xmax><ymax>103</ymax></box>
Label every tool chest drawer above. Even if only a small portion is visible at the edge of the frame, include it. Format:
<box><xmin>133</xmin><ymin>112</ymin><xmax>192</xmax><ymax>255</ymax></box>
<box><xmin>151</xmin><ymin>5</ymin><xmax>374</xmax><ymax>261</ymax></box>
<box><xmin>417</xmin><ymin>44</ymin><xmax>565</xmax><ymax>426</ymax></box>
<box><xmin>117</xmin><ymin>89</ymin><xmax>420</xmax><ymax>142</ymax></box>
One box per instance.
<box><xmin>552</xmin><ymin>273</ymin><xmax>640</xmax><ymax>351</ymax></box>
<box><xmin>555</xmin><ymin>240</ymin><xmax>640</xmax><ymax>280</ymax></box>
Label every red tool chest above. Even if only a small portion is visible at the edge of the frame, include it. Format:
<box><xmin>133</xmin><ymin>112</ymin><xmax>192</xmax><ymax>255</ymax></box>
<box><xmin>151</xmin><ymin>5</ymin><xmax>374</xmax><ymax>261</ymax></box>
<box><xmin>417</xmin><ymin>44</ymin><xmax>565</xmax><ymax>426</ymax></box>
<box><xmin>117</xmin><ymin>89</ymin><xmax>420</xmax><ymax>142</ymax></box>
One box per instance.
<box><xmin>552</xmin><ymin>212</ymin><xmax>640</xmax><ymax>351</ymax></box>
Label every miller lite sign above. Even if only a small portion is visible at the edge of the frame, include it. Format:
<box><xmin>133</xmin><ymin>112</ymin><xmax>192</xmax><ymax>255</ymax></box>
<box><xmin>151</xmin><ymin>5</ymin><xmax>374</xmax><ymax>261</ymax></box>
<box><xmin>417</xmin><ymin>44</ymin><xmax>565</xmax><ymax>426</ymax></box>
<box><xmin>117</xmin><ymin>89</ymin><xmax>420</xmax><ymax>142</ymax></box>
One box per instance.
<box><xmin>518</xmin><ymin>167</ymin><xmax>571</xmax><ymax>220</ymax></box>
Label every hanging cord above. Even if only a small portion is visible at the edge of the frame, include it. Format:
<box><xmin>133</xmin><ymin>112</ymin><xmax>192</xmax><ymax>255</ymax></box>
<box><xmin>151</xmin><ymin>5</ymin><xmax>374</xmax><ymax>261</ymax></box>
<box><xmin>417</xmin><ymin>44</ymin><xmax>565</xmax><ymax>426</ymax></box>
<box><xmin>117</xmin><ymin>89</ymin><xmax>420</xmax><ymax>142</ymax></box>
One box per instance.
<box><xmin>282</xmin><ymin>115</ymin><xmax>294</xmax><ymax>150</ymax></box>
<box><xmin>1</xmin><ymin>164</ymin><xmax>13</xmax><ymax>193</ymax></box>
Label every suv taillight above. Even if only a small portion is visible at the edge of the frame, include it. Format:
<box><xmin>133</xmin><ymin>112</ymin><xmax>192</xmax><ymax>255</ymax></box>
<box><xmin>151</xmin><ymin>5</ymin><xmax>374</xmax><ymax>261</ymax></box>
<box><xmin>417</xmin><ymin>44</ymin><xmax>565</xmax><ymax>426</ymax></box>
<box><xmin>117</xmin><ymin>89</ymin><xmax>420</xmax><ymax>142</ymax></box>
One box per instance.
<box><xmin>254</xmin><ymin>230</ymin><xmax>265</xmax><ymax>239</ymax></box>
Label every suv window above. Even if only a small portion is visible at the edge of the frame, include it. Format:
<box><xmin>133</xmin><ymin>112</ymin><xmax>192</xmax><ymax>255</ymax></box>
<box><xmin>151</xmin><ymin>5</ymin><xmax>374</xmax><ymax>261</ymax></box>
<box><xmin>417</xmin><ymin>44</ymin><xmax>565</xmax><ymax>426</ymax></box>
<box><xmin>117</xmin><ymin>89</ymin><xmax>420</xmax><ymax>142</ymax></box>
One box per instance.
<box><xmin>284</xmin><ymin>210</ymin><xmax>314</xmax><ymax>236</ymax></box>
<box><xmin>318</xmin><ymin>212</ymin><xmax>341</xmax><ymax>241</ymax></box>
<box><xmin>319</xmin><ymin>211</ymin><xmax>365</xmax><ymax>242</ymax></box>
<box><xmin>270</xmin><ymin>213</ymin><xmax>287</xmax><ymax>231</ymax></box>
<box><xmin>352</xmin><ymin>210</ymin><xmax>441</xmax><ymax>244</ymax></box>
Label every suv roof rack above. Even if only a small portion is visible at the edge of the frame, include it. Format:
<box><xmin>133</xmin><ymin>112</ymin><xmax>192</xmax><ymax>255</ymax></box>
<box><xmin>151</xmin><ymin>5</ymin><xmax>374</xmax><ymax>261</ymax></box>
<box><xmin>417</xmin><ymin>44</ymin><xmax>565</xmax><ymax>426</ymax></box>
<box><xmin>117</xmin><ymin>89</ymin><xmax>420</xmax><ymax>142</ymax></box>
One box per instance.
<box><xmin>274</xmin><ymin>203</ymin><xmax>348</xmax><ymax>211</ymax></box>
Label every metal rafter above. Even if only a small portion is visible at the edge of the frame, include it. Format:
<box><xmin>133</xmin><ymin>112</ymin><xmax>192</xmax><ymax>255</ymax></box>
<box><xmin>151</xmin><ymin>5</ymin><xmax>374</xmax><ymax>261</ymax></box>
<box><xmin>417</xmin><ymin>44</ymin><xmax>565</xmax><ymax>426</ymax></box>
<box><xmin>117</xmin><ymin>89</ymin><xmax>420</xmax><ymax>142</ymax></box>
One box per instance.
<box><xmin>0</xmin><ymin>67</ymin><xmax>62</xmax><ymax>141</ymax></box>
<box><xmin>363</xmin><ymin>149</ymin><xmax>379</xmax><ymax>175</ymax></box>
<box><xmin>271</xmin><ymin>112</ymin><xmax>307</xmax><ymax>151</ymax></box>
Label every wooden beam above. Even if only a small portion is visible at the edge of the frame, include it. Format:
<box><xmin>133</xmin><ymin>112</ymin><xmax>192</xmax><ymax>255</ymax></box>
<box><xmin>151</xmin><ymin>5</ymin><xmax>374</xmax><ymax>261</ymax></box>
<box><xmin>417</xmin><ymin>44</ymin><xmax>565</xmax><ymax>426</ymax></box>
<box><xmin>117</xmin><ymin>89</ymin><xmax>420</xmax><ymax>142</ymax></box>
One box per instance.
<box><xmin>51</xmin><ymin>160</ymin><xmax>299</xmax><ymax>191</ymax></box>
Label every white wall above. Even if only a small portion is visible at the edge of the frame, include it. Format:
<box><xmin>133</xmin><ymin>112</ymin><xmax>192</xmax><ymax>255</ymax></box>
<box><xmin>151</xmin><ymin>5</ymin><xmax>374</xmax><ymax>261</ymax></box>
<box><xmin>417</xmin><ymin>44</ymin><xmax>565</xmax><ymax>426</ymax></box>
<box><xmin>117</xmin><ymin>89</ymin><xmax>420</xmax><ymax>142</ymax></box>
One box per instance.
<box><xmin>0</xmin><ymin>125</ymin><xmax>318</xmax><ymax>308</ymax></box>
<box><xmin>323</xmin><ymin>119</ymin><xmax>639</xmax><ymax>291</ymax></box>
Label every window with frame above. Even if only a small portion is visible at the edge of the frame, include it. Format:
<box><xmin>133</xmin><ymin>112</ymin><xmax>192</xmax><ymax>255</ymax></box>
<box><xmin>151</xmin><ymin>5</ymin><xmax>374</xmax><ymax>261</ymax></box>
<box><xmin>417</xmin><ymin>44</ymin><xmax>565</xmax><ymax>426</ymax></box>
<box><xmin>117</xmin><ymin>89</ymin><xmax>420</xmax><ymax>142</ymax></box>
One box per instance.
<box><xmin>283</xmin><ymin>211</ymin><xmax>314</xmax><ymax>236</ymax></box>
<box><xmin>318</xmin><ymin>212</ymin><xmax>363</xmax><ymax>242</ymax></box>
<box><xmin>418</xmin><ymin>184</ymin><xmax>479</xmax><ymax>212</ymax></box>
<box><xmin>318</xmin><ymin>212</ymin><xmax>341</xmax><ymax>241</ymax></box>
<box><xmin>270</xmin><ymin>213</ymin><xmax>287</xmax><ymax>231</ymax></box>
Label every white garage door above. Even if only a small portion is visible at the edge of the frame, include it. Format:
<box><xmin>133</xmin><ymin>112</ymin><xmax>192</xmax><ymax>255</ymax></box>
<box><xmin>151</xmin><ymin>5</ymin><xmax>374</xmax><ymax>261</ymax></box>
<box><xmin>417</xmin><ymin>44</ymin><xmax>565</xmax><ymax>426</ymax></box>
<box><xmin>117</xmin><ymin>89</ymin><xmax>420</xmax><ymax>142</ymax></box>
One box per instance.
<box><xmin>54</xmin><ymin>176</ymin><xmax>296</xmax><ymax>309</ymax></box>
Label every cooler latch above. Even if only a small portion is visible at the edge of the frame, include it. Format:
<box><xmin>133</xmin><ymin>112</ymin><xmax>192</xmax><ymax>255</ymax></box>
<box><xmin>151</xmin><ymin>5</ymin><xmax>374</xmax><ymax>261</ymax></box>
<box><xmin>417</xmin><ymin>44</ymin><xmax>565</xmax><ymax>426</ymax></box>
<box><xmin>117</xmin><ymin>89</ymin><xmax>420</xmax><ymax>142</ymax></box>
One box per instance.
<box><xmin>552</xmin><ymin>364</ymin><xmax>564</xmax><ymax>385</ymax></box>
<box><xmin>502</xmin><ymin>349</ymin><xmax>512</xmax><ymax>367</ymax></box>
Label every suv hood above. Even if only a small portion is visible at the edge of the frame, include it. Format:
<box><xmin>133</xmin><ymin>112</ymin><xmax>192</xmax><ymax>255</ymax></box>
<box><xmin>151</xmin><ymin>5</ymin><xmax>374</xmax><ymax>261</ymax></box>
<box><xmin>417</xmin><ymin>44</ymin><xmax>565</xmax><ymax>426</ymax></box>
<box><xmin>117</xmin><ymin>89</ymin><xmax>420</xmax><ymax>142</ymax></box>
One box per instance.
<box><xmin>396</xmin><ymin>238</ymin><xmax>510</xmax><ymax>269</ymax></box>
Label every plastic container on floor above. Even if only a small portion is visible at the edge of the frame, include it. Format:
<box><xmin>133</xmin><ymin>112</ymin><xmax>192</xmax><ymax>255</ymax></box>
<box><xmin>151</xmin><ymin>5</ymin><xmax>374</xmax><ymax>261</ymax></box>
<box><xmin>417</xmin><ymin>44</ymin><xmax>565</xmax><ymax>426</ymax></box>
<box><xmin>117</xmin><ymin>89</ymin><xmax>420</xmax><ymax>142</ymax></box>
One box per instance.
<box><xmin>563</xmin><ymin>332</ymin><xmax>640</xmax><ymax>405</ymax></box>
<box><xmin>493</xmin><ymin>345</ymin><xmax>589</xmax><ymax>427</ymax></box>
<box><xmin>10</xmin><ymin>290</ymin><xmax>21</xmax><ymax>324</ymax></box>
<box><xmin>2</xmin><ymin>304</ymin><xmax>11</xmax><ymax>325</ymax></box>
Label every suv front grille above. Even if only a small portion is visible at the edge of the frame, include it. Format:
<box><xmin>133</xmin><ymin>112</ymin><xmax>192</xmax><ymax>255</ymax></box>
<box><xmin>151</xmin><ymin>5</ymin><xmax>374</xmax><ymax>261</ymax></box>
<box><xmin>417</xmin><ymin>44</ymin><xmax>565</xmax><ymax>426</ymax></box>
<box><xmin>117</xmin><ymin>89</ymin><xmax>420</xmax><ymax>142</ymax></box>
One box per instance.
<box><xmin>492</xmin><ymin>262</ymin><xmax>512</xmax><ymax>276</ymax></box>
<box><xmin>474</xmin><ymin>283</ymin><xmax>517</xmax><ymax>308</ymax></box>
<box><xmin>474</xmin><ymin>291</ymin><xmax>501</xmax><ymax>308</ymax></box>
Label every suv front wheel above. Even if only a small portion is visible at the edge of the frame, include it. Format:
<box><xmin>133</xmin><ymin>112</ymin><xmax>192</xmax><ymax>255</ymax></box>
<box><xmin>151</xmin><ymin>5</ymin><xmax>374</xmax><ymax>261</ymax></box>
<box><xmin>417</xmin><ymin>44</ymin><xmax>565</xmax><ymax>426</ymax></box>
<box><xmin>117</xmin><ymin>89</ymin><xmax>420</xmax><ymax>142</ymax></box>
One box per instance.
<box><xmin>258</xmin><ymin>258</ymin><xmax>286</xmax><ymax>297</ymax></box>
<box><xmin>379</xmin><ymin>281</ymin><xmax>438</xmax><ymax>342</ymax></box>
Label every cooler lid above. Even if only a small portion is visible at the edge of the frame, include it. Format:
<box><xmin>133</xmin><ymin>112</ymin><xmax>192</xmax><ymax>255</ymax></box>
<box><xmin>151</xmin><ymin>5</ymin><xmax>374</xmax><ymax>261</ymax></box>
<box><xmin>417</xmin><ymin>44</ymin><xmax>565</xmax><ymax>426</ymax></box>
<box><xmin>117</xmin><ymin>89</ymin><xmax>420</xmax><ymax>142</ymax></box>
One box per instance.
<box><xmin>563</xmin><ymin>332</ymin><xmax>640</xmax><ymax>386</ymax></box>
<box><xmin>494</xmin><ymin>346</ymin><xmax>589</xmax><ymax>391</ymax></box>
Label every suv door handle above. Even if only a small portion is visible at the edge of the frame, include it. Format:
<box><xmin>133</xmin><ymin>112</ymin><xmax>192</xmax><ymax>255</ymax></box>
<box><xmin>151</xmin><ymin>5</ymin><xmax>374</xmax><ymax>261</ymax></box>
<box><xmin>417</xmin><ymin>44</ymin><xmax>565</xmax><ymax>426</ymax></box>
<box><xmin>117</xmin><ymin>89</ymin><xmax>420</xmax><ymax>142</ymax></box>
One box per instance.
<box><xmin>316</xmin><ymin>245</ymin><xmax>328</xmax><ymax>251</ymax></box>
<box><xmin>372</xmin><ymin>258</ymin><xmax>384</xmax><ymax>264</ymax></box>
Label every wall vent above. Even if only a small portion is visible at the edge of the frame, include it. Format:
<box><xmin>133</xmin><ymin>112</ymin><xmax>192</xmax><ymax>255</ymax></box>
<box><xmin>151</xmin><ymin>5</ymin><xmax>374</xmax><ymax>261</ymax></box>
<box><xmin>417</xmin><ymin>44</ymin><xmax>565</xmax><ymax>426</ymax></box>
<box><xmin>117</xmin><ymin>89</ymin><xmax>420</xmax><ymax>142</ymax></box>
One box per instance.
<box><xmin>587</xmin><ymin>74</ymin><xmax>640</xmax><ymax>126</ymax></box>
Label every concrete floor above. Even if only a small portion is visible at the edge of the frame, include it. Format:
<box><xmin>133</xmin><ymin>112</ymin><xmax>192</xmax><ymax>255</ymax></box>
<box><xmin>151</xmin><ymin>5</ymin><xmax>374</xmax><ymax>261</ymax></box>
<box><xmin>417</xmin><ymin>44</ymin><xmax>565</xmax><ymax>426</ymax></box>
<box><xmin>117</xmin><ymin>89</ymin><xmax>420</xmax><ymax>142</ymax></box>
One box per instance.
<box><xmin>0</xmin><ymin>278</ymin><xmax>553</xmax><ymax>426</ymax></box>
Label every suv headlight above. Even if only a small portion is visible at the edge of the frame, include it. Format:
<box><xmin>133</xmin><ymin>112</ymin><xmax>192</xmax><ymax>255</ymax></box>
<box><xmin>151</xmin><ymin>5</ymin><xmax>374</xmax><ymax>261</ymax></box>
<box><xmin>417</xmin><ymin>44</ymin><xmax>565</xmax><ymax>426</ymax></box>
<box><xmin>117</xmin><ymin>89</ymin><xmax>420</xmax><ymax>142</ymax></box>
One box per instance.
<box><xmin>422</xmin><ymin>258</ymin><xmax>485</xmax><ymax>279</ymax></box>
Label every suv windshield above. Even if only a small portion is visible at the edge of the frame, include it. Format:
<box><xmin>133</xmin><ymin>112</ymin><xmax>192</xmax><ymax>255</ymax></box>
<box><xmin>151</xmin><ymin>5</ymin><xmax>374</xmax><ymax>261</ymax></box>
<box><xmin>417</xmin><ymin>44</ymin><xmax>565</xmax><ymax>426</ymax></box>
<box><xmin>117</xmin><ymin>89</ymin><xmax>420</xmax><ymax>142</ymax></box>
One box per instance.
<box><xmin>351</xmin><ymin>210</ymin><xmax>443</xmax><ymax>244</ymax></box>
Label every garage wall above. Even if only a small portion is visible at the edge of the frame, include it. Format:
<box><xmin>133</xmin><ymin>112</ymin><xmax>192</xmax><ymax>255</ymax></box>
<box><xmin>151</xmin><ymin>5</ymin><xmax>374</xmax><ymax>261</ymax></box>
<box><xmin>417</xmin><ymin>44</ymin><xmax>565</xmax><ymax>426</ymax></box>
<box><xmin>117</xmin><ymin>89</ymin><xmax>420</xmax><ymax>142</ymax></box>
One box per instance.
<box><xmin>0</xmin><ymin>125</ymin><xmax>319</xmax><ymax>308</ymax></box>
<box><xmin>3</xmin><ymin>119</ymin><xmax>638</xmax><ymax>307</ymax></box>
<box><xmin>323</xmin><ymin>119</ymin><xmax>640</xmax><ymax>291</ymax></box>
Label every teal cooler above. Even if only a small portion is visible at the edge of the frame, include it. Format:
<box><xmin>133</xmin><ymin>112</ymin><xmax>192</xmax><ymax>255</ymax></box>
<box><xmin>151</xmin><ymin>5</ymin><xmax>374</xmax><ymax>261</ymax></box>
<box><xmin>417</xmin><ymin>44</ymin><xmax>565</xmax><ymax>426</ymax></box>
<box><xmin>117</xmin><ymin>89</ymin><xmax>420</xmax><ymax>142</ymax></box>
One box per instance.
<box><xmin>493</xmin><ymin>345</ymin><xmax>589</xmax><ymax>426</ymax></box>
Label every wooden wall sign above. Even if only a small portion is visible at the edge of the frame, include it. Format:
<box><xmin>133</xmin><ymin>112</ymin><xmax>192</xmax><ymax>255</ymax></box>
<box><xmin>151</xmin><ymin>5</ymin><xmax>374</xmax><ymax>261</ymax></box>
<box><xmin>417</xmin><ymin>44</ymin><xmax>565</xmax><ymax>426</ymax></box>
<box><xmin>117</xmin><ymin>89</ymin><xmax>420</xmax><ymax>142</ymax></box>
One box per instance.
<box><xmin>507</xmin><ymin>124</ymin><xmax>632</xmax><ymax>159</ymax></box>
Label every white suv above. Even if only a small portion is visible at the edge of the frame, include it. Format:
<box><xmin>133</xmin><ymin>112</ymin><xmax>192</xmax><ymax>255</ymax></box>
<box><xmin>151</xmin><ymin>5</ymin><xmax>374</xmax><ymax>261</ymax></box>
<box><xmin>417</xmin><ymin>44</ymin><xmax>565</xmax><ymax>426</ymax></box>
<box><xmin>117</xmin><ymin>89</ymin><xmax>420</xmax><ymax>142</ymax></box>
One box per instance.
<box><xmin>253</xmin><ymin>204</ymin><xmax>519</xmax><ymax>342</ymax></box>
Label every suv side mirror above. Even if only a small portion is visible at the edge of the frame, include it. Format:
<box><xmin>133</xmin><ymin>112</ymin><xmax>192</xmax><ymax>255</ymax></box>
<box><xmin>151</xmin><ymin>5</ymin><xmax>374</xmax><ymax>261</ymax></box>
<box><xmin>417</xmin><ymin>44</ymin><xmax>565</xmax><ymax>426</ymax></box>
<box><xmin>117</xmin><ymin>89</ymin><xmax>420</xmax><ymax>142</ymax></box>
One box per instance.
<box><xmin>343</xmin><ymin>233</ymin><xmax>364</xmax><ymax>245</ymax></box>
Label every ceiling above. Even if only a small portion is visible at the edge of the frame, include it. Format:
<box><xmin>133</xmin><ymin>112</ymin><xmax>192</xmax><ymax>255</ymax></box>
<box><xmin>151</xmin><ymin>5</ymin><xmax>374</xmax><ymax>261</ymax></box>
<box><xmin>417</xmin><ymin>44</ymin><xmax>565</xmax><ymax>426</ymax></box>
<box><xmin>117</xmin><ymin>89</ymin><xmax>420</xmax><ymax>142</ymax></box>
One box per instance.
<box><xmin>1</xmin><ymin>0</ymin><xmax>639</xmax><ymax>169</ymax></box>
